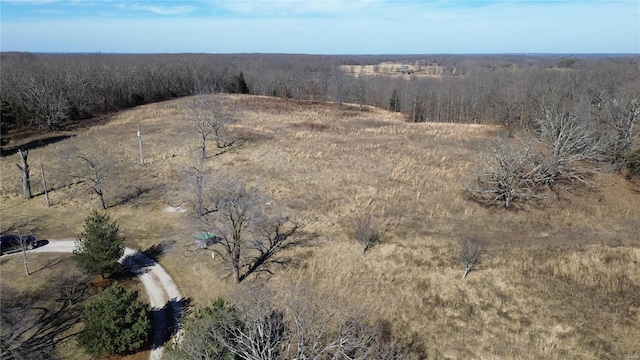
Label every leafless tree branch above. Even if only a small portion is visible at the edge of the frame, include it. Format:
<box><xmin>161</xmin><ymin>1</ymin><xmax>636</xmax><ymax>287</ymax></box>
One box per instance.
<box><xmin>195</xmin><ymin>177</ymin><xmax>303</xmax><ymax>283</ymax></box>
<box><xmin>187</xmin><ymin>96</ymin><xmax>242</xmax><ymax>160</ymax></box>
<box><xmin>467</xmin><ymin>137</ymin><xmax>545</xmax><ymax>209</ymax></box>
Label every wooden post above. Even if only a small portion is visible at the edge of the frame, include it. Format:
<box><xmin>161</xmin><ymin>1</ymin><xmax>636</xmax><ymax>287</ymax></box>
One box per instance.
<box><xmin>137</xmin><ymin>124</ymin><xmax>144</xmax><ymax>165</ymax></box>
<box><xmin>40</xmin><ymin>161</ymin><xmax>50</xmax><ymax>207</ymax></box>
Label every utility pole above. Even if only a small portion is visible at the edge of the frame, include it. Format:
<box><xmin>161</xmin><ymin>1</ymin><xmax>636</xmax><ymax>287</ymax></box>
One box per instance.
<box><xmin>137</xmin><ymin>124</ymin><xmax>144</xmax><ymax>165</ymax></box>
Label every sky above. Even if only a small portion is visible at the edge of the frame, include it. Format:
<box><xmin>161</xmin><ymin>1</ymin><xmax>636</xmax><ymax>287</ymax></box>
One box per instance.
<box><xmin>1</xmin><ymin>0</ymin><xmax>639</xmax><ymax>54</ymax></box>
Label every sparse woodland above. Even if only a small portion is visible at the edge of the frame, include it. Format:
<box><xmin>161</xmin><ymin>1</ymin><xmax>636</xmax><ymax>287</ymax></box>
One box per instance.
<box><xmin>1</xmin><ymin>53</ymin><xmax>639</xmax><ymax>359</ymax></box>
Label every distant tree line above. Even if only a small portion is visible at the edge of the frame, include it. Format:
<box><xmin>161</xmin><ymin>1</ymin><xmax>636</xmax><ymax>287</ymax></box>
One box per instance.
<box><xmin>1</xmin><ymin>52</ymin><xmax>638</xmax><ymax>133</ymax></box>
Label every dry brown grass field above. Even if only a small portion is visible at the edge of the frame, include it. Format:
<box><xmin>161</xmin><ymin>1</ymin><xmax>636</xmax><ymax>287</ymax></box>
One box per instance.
<box><xmin>340</xmin><ymin>62</ymin><xmax>445</xmax><ymax>78</ymax></box>
<box><xmin>1</xmin><ymin>94</ymin><xmax>639</xmax><ymax>359</ymax></box>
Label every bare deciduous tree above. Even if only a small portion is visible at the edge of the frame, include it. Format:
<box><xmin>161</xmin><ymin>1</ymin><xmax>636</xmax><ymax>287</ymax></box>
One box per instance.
<box><xmin>192</xmin><ymin>163</ymin><xmax>206</xmax><ymax>218</ymax></box>
<box><xmin>18</xmin><ymin>235</ymin><xmax>35</xmax><ymax>276</ymax></box>
<box><xmin>459</xmin><ymin>238</ymin><xmax>483</xmax><ymax>279</ymax></box>
<box><xmin>331</xmin><ymin>70</ymin><xmax>346</xmax><ymax>110</ymax></box>
<box><xmin>15</xmin><ymin>149</ymin><xmax>32</xmax><ymax>199</ymax></box>
<box><xmin>607</xmin><ymin>98</ymin><xmax>639</xmax><ymax>165</ymax></box>
<box><xmin>469</xmin><ymin>105</ymin><xmax>621</xmax><ymax>208</ymax></box>
<box><xmin>221</xmin><ymin>298</ymin><xmax>288</xmax><ymax>360</ymax></box>
<box><xmin>185</xmin><ymin>96</ymin><xmax>243</xmax><ymax>218</ymax></box>
<box><xmin>188</xmin><ymin>96</ymin><xmax>238</xmax><ymax>160</ymax></box>
<box><xmin>197</xmin><ymin>177</ymin><xmax>303</xmax><ymax>283</ymax></box>
<box><xmin>279</xmin><ymin>283</ymin><xmax>392</xmax><ymax>360</ymax></box>
<box><xmin>68</xmin><ymin>154</ymin><xmax>115</xmax><ymax>210</ymax></box>
<box><xmin>171</xmin><ymin>282</ymin><xmax>411</xmax><ymax>360</ymax></box>
<box><xmin>467</xmin><ymin>137</ymin><xmax>544</xmax><ymax>208</ymax></box>
<box><xmin>16</xmin><ymin>72</ymin><xmax>69</xmax><ymax>130</ymax></box>
<box><xmin>533</xmin><ymin>108</ymin><xmax>607</xmax><ymax>188</ymax></box>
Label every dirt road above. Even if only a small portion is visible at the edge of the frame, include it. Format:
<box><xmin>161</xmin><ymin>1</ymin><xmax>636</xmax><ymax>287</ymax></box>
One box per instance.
<box><xmin>31</xmin><ymin>240</ymin><xmax>183</xmax><ymax>360</ymax></box>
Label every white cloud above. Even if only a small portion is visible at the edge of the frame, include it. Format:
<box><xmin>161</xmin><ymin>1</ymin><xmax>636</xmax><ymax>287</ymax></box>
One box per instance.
<box><xmin>121</xmin><ymin>3</ymin><xmax>197</xmax><ymax>16</ymax></box>
<box><xmin>210</xmin><ymin>0</ymin><xmax>380</xmax><ymax>18</ymax></box>
<box><xmin>1</xmin><ymin>0</ymin><xmax>57</xmax><ymax>3</ymax></box>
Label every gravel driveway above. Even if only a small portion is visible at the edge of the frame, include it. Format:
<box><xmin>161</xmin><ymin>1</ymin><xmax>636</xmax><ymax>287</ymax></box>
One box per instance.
<box><xmin>31</xmin><ymin>240</ymin><xmax>183</xmax><ymax>360</ymax></box>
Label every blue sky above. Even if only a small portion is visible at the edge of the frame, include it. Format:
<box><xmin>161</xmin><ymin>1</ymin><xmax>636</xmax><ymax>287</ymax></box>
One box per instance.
<box><xmin>1</xmin><ymin>0</ymin><xmax>638</xmax><ymax>54</ymax></box>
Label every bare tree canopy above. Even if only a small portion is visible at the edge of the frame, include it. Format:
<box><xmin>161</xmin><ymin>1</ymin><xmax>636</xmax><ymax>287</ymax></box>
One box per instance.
<box><xmin>169</xmin><ymin>284</ymin><xmax>411</xmax><ymax>360</ymax></box>
<box><xmin>1</xmin><ymin>53</ymin><xmax>638</xmax><ymax>135</ymax></box>
<box><xmin>606</xmin><ymin>98</ymin><xmax>640</xmax><ymax>165</ymax></box>
<box><xmin>196</xmin><ymin>177</ymin><xmax>304</xmax><ymax>283</ymax></box>
<box><xmin>66</xmin><ymin>153</ymin><xmax>116</xmax><ymax>210</ymax></box>
<box><xmin>533</xmin><ymin>107</ymin><xmax>608</xmax><ymax>188</ymax></box>
<box><xmin>467</xmin><ymin>97</ymin><xmax>636</xmax><ymax>208</ymax></box>
<box><xmin>187</xmin><ymin>96</ymin><xmax>240</xmax><ymax>160</ymax></box>
<box><xmin>466</xmin><ymin>137</ymin><xmax>544</xmax><ymax>209</ymax></box>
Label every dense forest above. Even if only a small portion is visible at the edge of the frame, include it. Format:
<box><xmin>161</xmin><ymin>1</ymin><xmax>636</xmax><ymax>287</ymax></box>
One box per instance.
<box><xmin>2</xmin><ymin>53</ymin><xmax>638</xmax><ymax>134</ymax></box>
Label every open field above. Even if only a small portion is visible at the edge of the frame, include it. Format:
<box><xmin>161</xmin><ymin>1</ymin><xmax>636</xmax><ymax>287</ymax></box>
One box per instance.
<box><xmin>340</xmin><ymin>61</ymin><xmax>445</xmax><ymax>78</ymax></box>
<box><xmin>1</xmin><ymin>94</ymin><xmax>639</xmax><ymax>359</ymax></box>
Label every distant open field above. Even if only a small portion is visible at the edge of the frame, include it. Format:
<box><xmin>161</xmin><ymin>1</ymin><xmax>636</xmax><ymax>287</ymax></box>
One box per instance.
<box><xmin>340</xmin><ymin>61</ymin><xmax>446</xmax><ymax>78</ymax></box>
<box><xmin>1</xmin><ymin>94</ymin><xmax>639</xmax><ymax>359</ymax></box>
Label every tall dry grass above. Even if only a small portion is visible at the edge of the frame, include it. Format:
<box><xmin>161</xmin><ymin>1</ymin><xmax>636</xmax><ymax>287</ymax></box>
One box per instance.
<box><xmin>1</xmin><ymin>94</ymin><xmax>639</xmax><ymax>359</ymax></box>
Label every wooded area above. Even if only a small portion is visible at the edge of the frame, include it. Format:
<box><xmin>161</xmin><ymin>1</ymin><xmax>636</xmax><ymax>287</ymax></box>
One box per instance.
<box><xmin>1</xmin><ymin>53</ymin><xmax>638</xmax><ymax>136</ymax></box>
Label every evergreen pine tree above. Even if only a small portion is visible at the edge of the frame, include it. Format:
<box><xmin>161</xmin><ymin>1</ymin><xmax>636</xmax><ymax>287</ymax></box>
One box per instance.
<box><xmin>78</xmin><ymin>283</ymin><xmax>151</xmax><ymax>356</ymax></box>
<box><xmin>388</xmin><ymin>90</ymin><xmax>400</xmax><ymax>112</ymax></box>
<box><xmin>74</xmin><ymin>210</ymin><xmax>125</xmax><ymax>279</ymax></box>
<box><xmin>236</xmin><ymin>72</ymin><xmax>250</xmax><ymax>94</ymax></box>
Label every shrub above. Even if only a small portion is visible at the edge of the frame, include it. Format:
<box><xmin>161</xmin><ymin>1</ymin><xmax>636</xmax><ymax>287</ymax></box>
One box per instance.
<box><xmin>353</xmin><ymin>213</ymin><xmax>381</xmax><ymax>254</ymax></box>
<box><xmin>459</xmin><ymin>238</ymin><xmax>484</xmax><ymax>279</ymax></box>
<box><xmin>78</xmin><ymin>283</ymin><xmax>150</xmax><ymax>356</ymax></box>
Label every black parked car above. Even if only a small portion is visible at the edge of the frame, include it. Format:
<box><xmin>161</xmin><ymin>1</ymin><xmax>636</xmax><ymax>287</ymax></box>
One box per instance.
<box><xmin>0</xmin><ymin>235</ymin><xmax>37</xmax><ymax>255</ymax></box>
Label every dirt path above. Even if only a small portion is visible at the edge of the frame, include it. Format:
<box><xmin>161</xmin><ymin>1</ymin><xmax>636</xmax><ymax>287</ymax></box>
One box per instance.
<box><xmin>31</xmin><ymin>240</ymin><xmax>183</xmax><ymax>360</ymax></box>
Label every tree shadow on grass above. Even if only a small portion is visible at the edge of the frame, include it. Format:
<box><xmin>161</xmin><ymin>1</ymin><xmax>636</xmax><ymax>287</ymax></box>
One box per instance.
<box><xmin>1</xmin><ymin>286</ymin><xmax>87</xmax><ymax>359</ymax></box>
<box><xmin>28</xmin><ymin>243</ymin><xmax>77</xmax><ymax>276</ymax></box>
<box><xmin>108</xmin><ymin>185</ymin><xmax>157</xmax><ymax>209</ymax></box>
<box><xmin>143</xmin><ymin>240</ymin><xmax>175</xmax><ymax>263</ymax></box>
<box><xmin>1</xmin><ymin>219</ymin><xmax>44</xmax><ymax>238</ymax></box>
<box><xmin>118</xmin><ymin>240</ymin><xmax>175</xmax><ymax>279</ymax></box>
<box><xmin>149</xmin><ymin>297</ymin><xmax>192</xmax><ymax>350</ymax></box>
<box><xmin>0</xmin><ymin>135</ymin><xmax>75</xmax><ymax>157</ymax></box>
<box><xmin>111</xmin><ymin>261</ymin><xmax>140</xmax><ymax>280</ymax></box>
